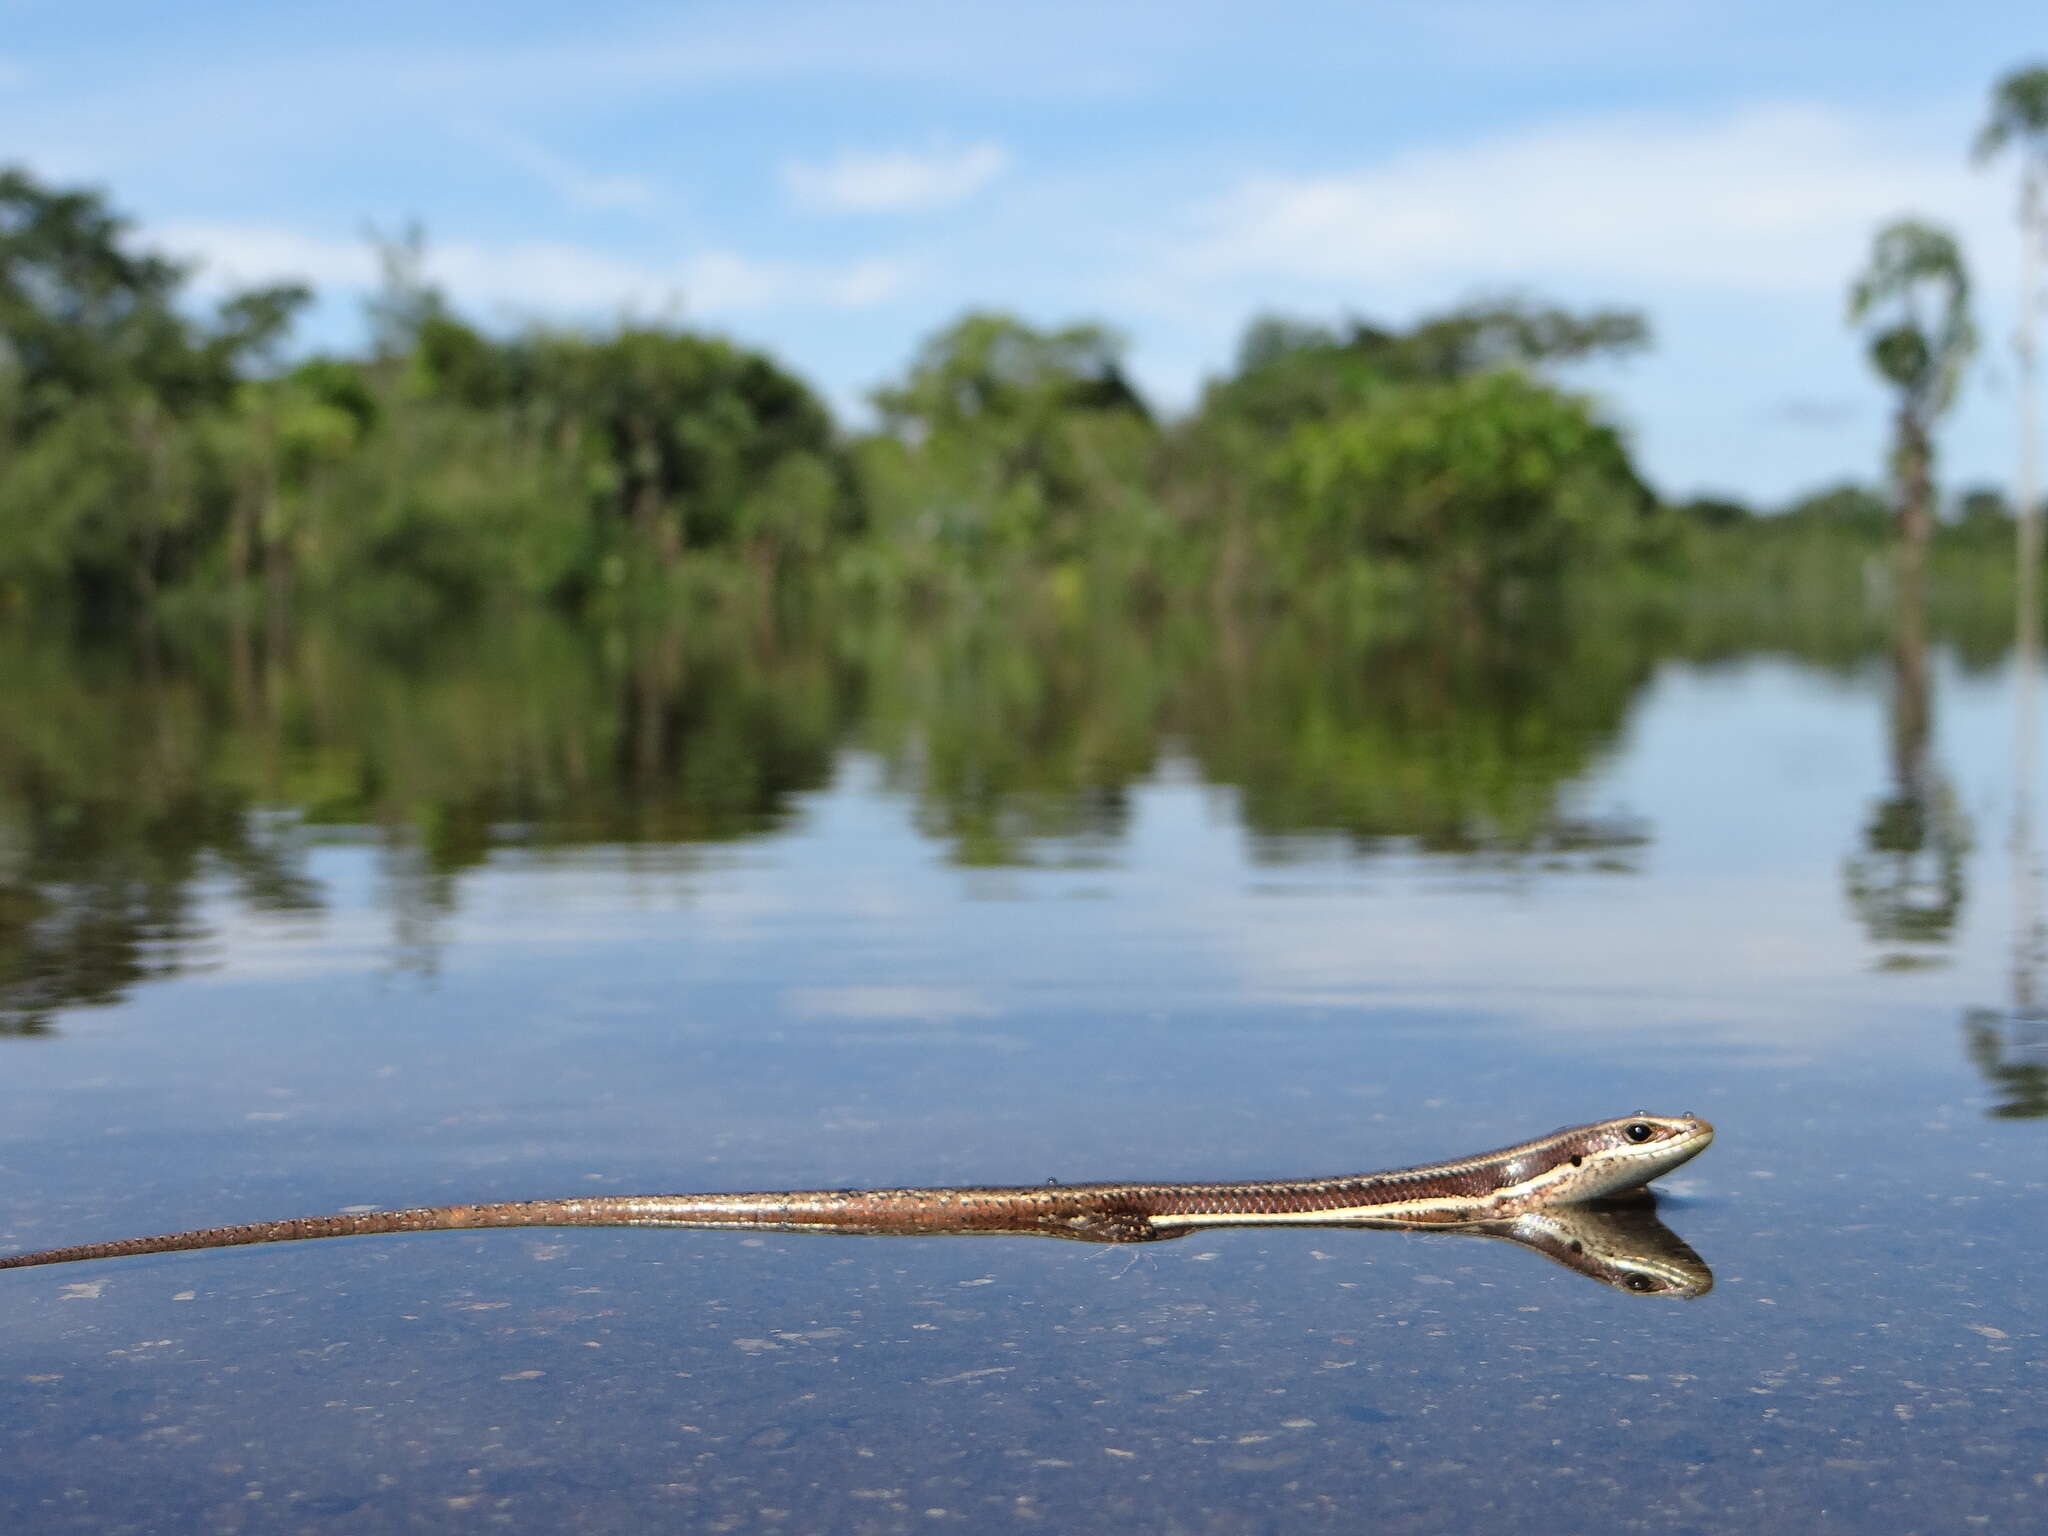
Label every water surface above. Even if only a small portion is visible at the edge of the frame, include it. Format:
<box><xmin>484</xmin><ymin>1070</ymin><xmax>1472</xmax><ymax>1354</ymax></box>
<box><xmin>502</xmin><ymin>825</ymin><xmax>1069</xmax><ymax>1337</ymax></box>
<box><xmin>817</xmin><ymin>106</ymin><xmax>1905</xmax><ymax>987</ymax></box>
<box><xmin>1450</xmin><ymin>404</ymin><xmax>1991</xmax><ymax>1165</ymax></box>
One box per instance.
<box><xmin>1</xmin><ymin>611</ymin><xmax>2042</xmax><ymax>1532</ymax></box>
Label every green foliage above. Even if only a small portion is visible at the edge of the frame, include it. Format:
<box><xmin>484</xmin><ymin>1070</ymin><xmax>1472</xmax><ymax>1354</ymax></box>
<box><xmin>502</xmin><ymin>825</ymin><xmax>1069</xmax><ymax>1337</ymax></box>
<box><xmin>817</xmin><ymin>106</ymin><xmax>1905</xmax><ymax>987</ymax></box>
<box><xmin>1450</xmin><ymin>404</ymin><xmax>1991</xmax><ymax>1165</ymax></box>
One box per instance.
<box><xmin>1206</xmin><ymin>297</ymin><xmax>1648</xmax><ymax>436</ymax></box>
<box><xmin>1973</xmin><ymin>64</ymin><xmax>2048</xmax><ymax>171</ymax></box>
<box><xmin>1268</xmin><ymin>369</ymin><xmax>1655</xmax><ymax>586</ymax></box>
<box><xmin>533</xmin><ymin>325</ymin><xmax>840</xmax><ymax>556</ymax></box>
<box><xmin>1780</xmin><ymin>482</ymin><xmax>1893</xmax><ymax>535</ymax></box>
<box><xmin>0</xmin><ymin>160</ymin><xmax>2012</xmax><ymax>632</ymax></box>
<box><xmin>862</xmin><ymin>311</ymin><xmax>1156</xmax><ymax>560</ymax></box>
<box><xmin>1950</xmin><ymin>485</ymin><xmax>2014</xmax><ymax>545</ymax></box>
<box><xmin>0</xmin><ymin>167</ymin><xmax>307</xmax><ymax>426</ymax></box>
<box><xmin>1848</xmin><ymin>220</ymin><xmax>1975</xmax><ymax>416</ymax></box>
<box><xmin>0</xmin><ymin>166</ymin><xmax>196</xmax><ymax>426</ymax></box>
<box><xmin>1673</xmin><ymin>496</ymin><xmax>1754</xmax><ymax>528</ymax></box>
<box><xmin>0</xmin><ymin>168</ymin><xmax>323</xmax><ymax>607</ymax></box>
<box><xmin>1167</xmin><ymin>298</ymin><xmax>1658</xmax><ymax>599</ymax></box>
<box><xmin>1847</xmin><ymin>218</ymin><xmax>1976</xmax><ymax>552</ymax></box>
<box><xmin>0</xmin><ymin>167</ymin><xmax>848</xmax><ymax>617</ymax></box>
<box><xmin>1357</xmin><ymin>298</ymin><xmax>1650</xmax><ymax>383</ymax></box>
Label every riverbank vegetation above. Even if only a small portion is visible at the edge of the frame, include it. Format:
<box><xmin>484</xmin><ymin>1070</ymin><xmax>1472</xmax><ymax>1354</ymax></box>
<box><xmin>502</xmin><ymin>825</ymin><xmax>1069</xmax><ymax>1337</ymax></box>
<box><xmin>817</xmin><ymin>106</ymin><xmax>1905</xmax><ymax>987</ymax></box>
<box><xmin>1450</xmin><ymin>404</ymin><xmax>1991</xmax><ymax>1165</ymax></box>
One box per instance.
<box><xmin>0</xmin><ymin>115</ymin><xmax>2038</xmax><ymax>632</ymax></box>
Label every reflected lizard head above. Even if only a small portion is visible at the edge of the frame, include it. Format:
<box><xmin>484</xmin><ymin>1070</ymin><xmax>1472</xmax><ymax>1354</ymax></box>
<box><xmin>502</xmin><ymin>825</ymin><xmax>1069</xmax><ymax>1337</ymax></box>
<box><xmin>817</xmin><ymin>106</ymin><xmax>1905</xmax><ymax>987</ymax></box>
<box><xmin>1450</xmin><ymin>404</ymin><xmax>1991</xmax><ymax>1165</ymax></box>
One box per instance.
<box><xmin>1473</xmin><ymin>1192</ymin><xmax>1713</xmax><ymax>1298</ymax></box>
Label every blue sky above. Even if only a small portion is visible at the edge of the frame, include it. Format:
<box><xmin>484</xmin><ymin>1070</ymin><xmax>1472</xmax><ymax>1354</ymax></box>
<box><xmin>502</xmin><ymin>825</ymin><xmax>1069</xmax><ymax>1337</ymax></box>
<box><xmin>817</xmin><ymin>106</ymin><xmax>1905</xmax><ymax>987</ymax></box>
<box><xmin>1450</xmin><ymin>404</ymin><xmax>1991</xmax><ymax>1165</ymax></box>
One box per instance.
<box><xmin>1</xmin><ymin>1</ymin><xmax>2039</xmax><ymax>503</ymax></box>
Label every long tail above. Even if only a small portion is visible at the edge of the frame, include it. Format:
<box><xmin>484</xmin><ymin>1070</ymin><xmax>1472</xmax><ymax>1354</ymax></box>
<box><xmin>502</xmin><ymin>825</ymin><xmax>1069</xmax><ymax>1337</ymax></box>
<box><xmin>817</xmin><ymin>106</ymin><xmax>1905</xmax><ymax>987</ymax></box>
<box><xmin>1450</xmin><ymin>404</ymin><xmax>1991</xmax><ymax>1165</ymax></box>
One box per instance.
<box><xmin>0</xmin><ymin>1196</ymin><xmax>772</xmax><ymax>1271</ymax></box>
<box><xmin>0</xmin><ymin>1187</ymin><xmax>1162</xmax><ymax>1270</ymax></box>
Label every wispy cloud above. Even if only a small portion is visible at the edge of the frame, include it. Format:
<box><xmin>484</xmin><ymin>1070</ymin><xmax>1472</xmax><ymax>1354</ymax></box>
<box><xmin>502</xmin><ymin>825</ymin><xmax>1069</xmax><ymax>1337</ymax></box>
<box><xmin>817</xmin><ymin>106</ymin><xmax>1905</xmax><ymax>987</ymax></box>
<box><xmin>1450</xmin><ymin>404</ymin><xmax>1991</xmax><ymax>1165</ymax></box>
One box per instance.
<box><xmin>154</xmin><ymin>221</ymin><xmax>912</xmax><ymax>318</ymax></box>
<box><xmin>783</xmin><ymin>142</ymin><xmax>1010</xmax><ymax>214</ymax></box>
<box><xmin>1179</xmin><ymin>102</ymin><xmax>2004</xmax><ymax>299</ymax></box>
<box><xmin>452</xmin><ymin>120</ymin><xmax>657</xmax><ymax>211</ymax></box>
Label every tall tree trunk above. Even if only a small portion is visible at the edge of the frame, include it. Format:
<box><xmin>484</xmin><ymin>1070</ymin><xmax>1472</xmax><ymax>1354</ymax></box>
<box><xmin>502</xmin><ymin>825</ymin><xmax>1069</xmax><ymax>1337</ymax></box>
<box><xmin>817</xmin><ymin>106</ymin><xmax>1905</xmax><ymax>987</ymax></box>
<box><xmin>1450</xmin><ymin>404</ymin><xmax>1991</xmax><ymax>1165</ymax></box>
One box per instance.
<box><xmin>2020</xmin><ymin>169</ymin><xmax>2041</xmax><ymax>644</ymax></box>
<box><xmin>1891</xmin><ymin>546</ymin><xmax>1930</xmax><ymax>799</ymax></box>
<box><xmin>1895</xmin><ymin>406</ymin><xmax>1933</xmax><ymax>590</ymax></box>
<box><xmin>228</xmin><ymin>484</ymin><xmax>253</xmax><ymax>601</ymax></box>
<box><xmin>2016</xmin><ymin>169</ymin><xmax>2043</xmax><ymax>1015</ymax></box>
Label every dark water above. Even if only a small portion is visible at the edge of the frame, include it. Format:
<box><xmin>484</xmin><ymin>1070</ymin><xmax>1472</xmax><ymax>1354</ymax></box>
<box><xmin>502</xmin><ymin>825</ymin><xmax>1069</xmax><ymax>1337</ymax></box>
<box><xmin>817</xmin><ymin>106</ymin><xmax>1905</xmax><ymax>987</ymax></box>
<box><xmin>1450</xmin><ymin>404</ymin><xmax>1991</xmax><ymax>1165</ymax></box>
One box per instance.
<box><xmin>1</xmin><ymin>608</ymin><xmax>2043</xmax><ymax>1533</ymax></box>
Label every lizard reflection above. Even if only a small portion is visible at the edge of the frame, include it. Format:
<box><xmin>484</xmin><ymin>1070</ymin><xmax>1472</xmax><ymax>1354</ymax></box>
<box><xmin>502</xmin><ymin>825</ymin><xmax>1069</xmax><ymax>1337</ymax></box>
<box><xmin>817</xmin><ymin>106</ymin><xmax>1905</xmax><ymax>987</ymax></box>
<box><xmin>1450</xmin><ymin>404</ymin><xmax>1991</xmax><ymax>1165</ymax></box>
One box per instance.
<box><xmin>1160</xmin><ymin>1188</ymin><xmax>1710</xmax><ymax>1298</ymax></box>
<box><xmin>1446</xmin><ymin>1190</ymin><xmax>1711</xmax><ymax>1297</ymax></box>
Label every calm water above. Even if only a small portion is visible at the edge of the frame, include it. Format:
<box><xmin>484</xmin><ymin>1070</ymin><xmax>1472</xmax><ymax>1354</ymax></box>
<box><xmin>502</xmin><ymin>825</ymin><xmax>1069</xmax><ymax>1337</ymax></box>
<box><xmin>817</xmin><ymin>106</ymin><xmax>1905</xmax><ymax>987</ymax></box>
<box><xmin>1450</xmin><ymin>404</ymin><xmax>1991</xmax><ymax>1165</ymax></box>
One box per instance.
<box><xmin>1</xmin><ymin>609</ymin><xmax>2043</xmax><ymax>1533</ymax></box>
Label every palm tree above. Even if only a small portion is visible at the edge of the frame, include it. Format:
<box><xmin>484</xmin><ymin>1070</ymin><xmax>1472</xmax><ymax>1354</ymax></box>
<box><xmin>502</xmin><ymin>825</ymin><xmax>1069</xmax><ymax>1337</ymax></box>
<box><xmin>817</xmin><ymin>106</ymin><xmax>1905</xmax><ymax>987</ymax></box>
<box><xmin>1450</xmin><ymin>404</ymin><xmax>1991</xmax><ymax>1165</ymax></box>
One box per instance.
<box><xmin>1974</xmin><ymin>65</ymin><xmax>2048</xmax><ymax>602</ymax></box>
<box><xmin>1846</xmin><ymin>220</ymin><xmax>1976</xmax><ymax>571</ymax></box>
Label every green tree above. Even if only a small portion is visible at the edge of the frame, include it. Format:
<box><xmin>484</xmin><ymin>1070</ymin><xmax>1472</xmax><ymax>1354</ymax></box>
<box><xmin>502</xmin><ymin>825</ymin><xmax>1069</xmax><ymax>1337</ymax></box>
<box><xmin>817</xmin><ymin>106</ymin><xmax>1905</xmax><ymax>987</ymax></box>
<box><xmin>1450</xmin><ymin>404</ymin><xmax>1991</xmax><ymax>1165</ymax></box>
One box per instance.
<box><xmin>1951</xmin><ymin>484</ymin><xmax>2015</xmax><ymax>546</ymax></box>
<box><xmin>1267</xmin><ymin>369</ymin><xmax>1654</xmax><ymax>590</ymax></box>
<box><xmin>1847</xmin><ymin>219</ymin><xmax>1976</xmax><ymax>570</ymax></box>
<box><xmin>527</xmin><ymin>326</ymin><xmax>837</xmax><ymax>563</ymax></box>
<box><xmin>0</xmin><ymin>166</ymin><xmax>311</xmax><ymax>608</ymax></box>
<box><xmin>1673</xmin><ymin>496</ymin><xmax>1754</xmax><ymax>528</ymax></box>
<box><xmin>0</xmin><ymin>166</ymin><xmax>194</xmax><ymax>430</ymax></box>
<box><xmin>867</xmin><ymin>312</ymin><xmax>1155</xmax><ymax>558</ymax></box>
<box><xmin>1208</xmin><ymin>297</ymin><xmax>1648</xmax><ymax>434</ymax></box>
<box><xmin>1359</xmin><ymin>298</ymin><xmax>1648</xmax><ymax>383</ymax></box>
<box><xmin>1780</xmin><ymin>481</ymin><xmax>1892</xmax><ymax>535</ymax></box>
<box><xmin>0</xmin><ymin>167</ymin><xmax>304</xmax><ymax>428</ymax></box>
<box><xmin>1175</xmin><ymin>298</ymin><xmax>1654</xmax><ymax>600</ymax></box>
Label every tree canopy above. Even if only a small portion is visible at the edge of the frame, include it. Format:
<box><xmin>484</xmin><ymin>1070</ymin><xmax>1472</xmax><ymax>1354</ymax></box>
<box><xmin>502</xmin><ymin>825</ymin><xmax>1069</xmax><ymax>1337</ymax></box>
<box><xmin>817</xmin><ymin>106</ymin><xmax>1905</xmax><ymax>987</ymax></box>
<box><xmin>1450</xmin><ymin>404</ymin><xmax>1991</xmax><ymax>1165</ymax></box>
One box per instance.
<box><xmin>1847</xmin><ymin>218</ymin><xmax>1976</xmax><ymax>557</ymax></box>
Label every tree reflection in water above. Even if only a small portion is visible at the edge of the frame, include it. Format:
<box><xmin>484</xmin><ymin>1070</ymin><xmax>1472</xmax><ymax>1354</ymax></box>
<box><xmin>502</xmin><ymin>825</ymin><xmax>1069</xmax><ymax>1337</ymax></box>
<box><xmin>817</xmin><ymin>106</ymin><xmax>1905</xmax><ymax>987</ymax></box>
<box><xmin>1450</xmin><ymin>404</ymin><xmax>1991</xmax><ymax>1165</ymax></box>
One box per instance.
<box><xmin>1843</xmin><ymin>559</ymin><xmax>1973</xmax><ymax>968</ymax></box>
<box><xmin>1961</xmin><ymin>520</ymin><xmax>2048</xmax><ymax>1118</ymax></box>
<box><xmin>0</xmin><ymin>606</ymin><xmax>1663</xmax><ymax>1030</ymax></box>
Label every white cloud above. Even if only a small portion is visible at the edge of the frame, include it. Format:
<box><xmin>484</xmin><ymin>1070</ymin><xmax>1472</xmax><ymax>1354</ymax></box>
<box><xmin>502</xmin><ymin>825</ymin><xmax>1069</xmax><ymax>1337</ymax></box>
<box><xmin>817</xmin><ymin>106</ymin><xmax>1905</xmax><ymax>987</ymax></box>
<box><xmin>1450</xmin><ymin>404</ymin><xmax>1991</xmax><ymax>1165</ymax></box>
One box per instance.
<box><xmin>154</xmin><ymin>223</ymin><xmax>380</xmax><ymax>291</ymax></box>
<box><xmin>1181</xmin><ymin>102</ymin><xmax>2008</xmax><ymax>300</ymax></box>
<box><xmin>152</xmin><ymin>221</ymin><xmax>912</xmax><ymax>318</ymax></box>
<box><xmin>783</xmin><ymin>141</ymin><xmax>1010</xmax><ymax>213</ymax></box>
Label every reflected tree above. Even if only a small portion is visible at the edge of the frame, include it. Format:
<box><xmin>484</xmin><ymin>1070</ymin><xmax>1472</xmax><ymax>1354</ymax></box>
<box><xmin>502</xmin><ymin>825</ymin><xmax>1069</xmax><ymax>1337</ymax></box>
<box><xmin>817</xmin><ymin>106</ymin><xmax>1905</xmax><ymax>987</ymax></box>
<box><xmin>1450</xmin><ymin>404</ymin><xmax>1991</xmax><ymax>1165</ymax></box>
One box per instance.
<box><xmin>858</xmin><ymin>604</ymin><xmax>1162</xmax><ymax>865</ymax></box>
<box><xmin>1963</xmin><ymin>1008</ymin><xmax>2048</xmax><ymax>1118</ymax></box>
<box><xmin>0</xmin><ymin>768</ymin><xmax>318</xmax><ymax>1033</ymax></box>
<box><xmin>29</xmin><ymin>553</ymin><xmax>2039</xmax><ymax>1029</ymax></box>
<box><xmin>1954</xmin><ymin>68</ymin><xmax>2048</xmax><ymax>1114</ymax></box>
<box><xmin>0</xmin><ymin>613</ymin><xmax>856</xmax><ymax>1015</ymax></box>
<box><xmin>1840</xmin><ymin>216</ymin><xmax>1979</xmax><ymax>967</ymax></box>
<box><xmin>1843</xmin><ymin>550</ymin><xmax>1972</xmax><ymax>966</ymax></box>
<box><xmin>0</xmin><ymin>598</ymin><xmax>1679</xmax><ymax>1025</ymax></box>
<box><xmin>1184</xmin><ymin>613</ymin><xmax>1654</xmax><ymax>865</ymax></box>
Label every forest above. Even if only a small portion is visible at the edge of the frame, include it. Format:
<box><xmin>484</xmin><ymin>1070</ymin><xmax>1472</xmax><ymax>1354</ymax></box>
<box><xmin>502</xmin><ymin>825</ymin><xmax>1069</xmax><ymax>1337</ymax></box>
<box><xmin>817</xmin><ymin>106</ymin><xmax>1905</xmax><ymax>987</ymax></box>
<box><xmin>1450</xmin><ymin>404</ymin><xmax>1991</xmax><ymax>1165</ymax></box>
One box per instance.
<box><xmin>2</xmin><ymin>62</ymin><xmax>2045</xmax><ymax>633</ymax></box>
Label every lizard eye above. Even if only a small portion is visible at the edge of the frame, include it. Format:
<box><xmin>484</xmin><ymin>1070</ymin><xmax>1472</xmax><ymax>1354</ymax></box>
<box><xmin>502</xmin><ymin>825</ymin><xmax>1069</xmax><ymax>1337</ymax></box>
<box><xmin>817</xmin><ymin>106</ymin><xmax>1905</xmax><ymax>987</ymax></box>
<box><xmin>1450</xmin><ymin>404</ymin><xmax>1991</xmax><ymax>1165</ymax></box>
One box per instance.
<box><xmin>1624</xmin><ymin>1122</ymin><xmax>1655</xmax><ymax>1143</ymax></box>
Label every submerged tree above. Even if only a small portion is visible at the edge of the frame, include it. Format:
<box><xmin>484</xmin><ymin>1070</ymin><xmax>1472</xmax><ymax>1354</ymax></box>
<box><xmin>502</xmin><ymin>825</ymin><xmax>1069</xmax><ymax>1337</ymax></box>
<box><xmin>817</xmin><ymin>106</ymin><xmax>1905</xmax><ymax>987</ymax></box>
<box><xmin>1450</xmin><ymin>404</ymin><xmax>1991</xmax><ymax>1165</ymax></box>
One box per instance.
<box><xmin>1973</xmin><ymin>64</ymin><xmax>2048</xmax><ymax>596</ymax></box>
<box><xmin>1846</xmin><ymin>219</ymin><xmax>1976</xmax><ymax>572</ymax></box>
